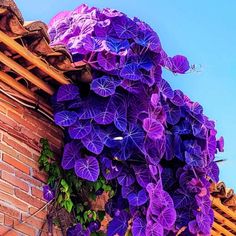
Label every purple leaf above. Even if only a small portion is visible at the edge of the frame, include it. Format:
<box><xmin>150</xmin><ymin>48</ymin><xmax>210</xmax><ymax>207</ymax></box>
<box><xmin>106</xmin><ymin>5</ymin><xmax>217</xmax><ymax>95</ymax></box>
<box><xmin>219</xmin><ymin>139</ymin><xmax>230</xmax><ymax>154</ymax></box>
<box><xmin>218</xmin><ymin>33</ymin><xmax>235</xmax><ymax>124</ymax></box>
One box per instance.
<box><xmin>207</xmin><ymin>135</ymin><xmax>217</xmax><ymax>157</ymax></box>
<box><xmin>54</xmin><ymin>111</ymin><xmax>77</xmax><ymax>127</ymax></box>
<box><xmin>157</xmin><ymin>79</ymin><xmax>174</xmax><ymax>99</ymax></box>
<box><xmin>196</xmin><ymin>212</ymin><xmax>211</xmax><ymax>235</ymax></box>
<box><xmin>164</xmin><ymin>104</ymin><xmax>181</xmax><ymax>125</ymax></box>
<box><xmin>43</xmin><ymin>185</ymin><xmax>55</xmax><ymax>202</ymax></box>
<box><xmin>118</xmin><ymin>170</ymin><xmax>135</xmax><ymax>186</ymax></box>
<box><xmin>171</xmin><ymin>90</ymin><xmax>185</xmax><ymax>106</ymax></box>
<box><xmin>102</xmin><ymin>8</ymin><xmax>123</xmax><ymax>17</ymax></box>
<box><xmin>144</xmin><ymin>137</ymin><xmax>165</xmax><ymax>165</ymax></box>
<box><xmin>172</xmin><ymin>120</ymin><xmax>192</xmax><ymax>135</ymax></box>
<box><xmin>122</xmin><ymin>185</ymin><xmax>136</xmax><ymax>198</ymax></box>
<box><xmin>143</xmin><ymin>118</ymin><xmax>164</xmax><ymax>140</ymax></box>
<box><xmin>107</xmin><ymin>210</ymin><xmax>130</xmax><ymax>236</ymax></box>
<box><xmin>62</xmin><ymin>141</ymin><xmax>82</xmax><ymax>169</ymax></box>
<box><xmin>138</xmin><ymin>54</ymin><xmax>153</xmax><ymax>71</ymax></box>
<box><xmin>91</xmin><ymin>76</ymin><xmax>116</xmax><ymax>97</ymax></box>
<box><xmin>68</xmin><ymin>120</ymin><xmax>92</xmax><ymax>139</ymax></box>
<box><xmin>120</xmin><ymin>63</ymin><xmax>142</xmax><ymax>81</ymax></box>
<box><xmin>132</xmin><ymin>217</ymin><xmax>146</xmax><ymax>236</ymax></box>
<box><xmin>82</xmin><ymin>35</ymin><xmax>105</xmax><ymax>52</ymax></box>
<box><xmin>113</xmin><ymin>16</ymin><xmax>138</xmax><ymax>39</ymax></box>
<box><xmin>171</xmin><ymin>55</ymin><xmax>190</xmax><ymax>74</ymax></box>
<box><xmin>134</xmin><ymin>30</ymin><xmax>161</xmax><ymax>52</ymax></box>
<box><xmin>128</xmin><ymin>189</ymin><xmax>148</xmax><ymax>206</ymax></box>
<box><xmin>120</xmin><ymin>80</ymin><xmax>143</xmax><ymax>94</ymax></box>
<box><xmin>158</xmin><ymin>207</ymin><xmax>176</xmax><ymax>229</ymax></box>
<box><xmin>207</xmin><ymin>161</ymin><xmax>219</xmax><ymax>182</ymax></box>
<box><xmin>146</xmin><ymin>222</ymin><xmax>164</xmax><ymax>236</ymax></box>
<box><xmin>195</xmin><ymin>195</ymin><xmax>211</xmax><ymax>214</ymax></box>
<box><xmin>97</xmin><ymin>52</ymin><xmax>117</xmax><ymax>71</ymax></box>
<box><xmin>173</xmin><ymin>189</ymin><xmax>192</xmax><ymax>209</ymax></box>
<box><xmin>74</xmin><ymin>156</ymin><xmax>100</xmax><ymax>181</ymax></box>
<box><xmin>57</xmin><ymin>84</ymin><xmax>79</xmax><ymax>102</ymax></box>
<box><xmin>133</xmin><ymin>165</ymin><xmax>154</xmax><ymax>188</ymax></box>
<box><xmin>106</xmin><ymin>37</ymin><xmax>129</xmax><ymax>55</ymax></box>
<box><xmin>100</xmin><ymin>157</ymin><xmax>123</xmax><ymax>180</ymax></box>
<box><xmin>151</xmin><ymin>93</ymin><xmax>160</xmax><ymax>108</ymax></box>
<box><xmin>161</xmin><ymin>168</ymin><xmax>176</xmax><ymax>190</ymax></box>
<box><xmin>217</xmin><ymin>136</ymin><xmax>224</xmax><ymax>152</ymax></box>
<box><xmin>123</xmin><ymin>124</ymin><xmax>145</xmax><ymax>153</ymax></box>
<box><xmin>185</xmin><ymin>151</ymin><xmax>206</xmax><ymax>168</ymax></box>
<box><xmin>190</xmin><ymin>102</ymin><xmax>203</xmax><ymax>114</ymax></box>
<box><xmin>82</xmin><ymin>128</ymin><xmax>104</xmax><ymax>155</ymax></box>
<box><xmin>114</xmin><ymin>104</ymin><xmax>127</xmax><ymax>131</ymax></box>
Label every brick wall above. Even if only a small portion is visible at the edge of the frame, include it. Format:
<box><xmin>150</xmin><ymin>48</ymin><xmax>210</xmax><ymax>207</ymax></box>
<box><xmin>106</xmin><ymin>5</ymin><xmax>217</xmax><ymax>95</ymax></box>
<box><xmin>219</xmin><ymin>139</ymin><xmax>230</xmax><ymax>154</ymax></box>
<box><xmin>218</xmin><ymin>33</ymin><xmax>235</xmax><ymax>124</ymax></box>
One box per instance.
<box><xmin>0</xmin><ymin>93</ymin><xmax>63</xmax><ymax>236</ymax></box>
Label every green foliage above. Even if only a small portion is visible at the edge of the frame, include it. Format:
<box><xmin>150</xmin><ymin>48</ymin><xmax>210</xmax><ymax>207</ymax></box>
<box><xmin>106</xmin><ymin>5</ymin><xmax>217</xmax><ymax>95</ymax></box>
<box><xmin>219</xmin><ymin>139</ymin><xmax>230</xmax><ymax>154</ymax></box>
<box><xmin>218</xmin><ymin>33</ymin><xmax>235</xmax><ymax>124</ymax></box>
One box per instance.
<box><xmin>38</xmin><ymin>138</ymin><xmax>113</xmax><ymax>232</ymax></box>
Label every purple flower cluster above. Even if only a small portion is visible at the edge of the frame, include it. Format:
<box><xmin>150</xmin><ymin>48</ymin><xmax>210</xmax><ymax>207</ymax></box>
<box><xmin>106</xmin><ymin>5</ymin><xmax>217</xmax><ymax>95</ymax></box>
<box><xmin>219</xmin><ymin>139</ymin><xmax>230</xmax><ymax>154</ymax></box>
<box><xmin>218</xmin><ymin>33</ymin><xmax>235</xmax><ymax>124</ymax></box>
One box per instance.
<box><xmin>49</xmin><ymin>4</ymin><xmax>224</xmax><ymax>236</ymax></box>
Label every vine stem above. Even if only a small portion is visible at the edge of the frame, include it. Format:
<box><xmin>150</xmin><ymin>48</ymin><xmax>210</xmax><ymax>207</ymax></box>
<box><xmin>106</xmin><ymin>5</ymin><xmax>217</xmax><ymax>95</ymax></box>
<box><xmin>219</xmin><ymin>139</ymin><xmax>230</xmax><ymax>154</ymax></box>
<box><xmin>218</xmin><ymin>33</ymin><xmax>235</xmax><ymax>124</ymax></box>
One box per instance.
<box><xmin>2</xmin><ymin>200</ymin><xmax>54</xmax><ymax>236</ymax></box>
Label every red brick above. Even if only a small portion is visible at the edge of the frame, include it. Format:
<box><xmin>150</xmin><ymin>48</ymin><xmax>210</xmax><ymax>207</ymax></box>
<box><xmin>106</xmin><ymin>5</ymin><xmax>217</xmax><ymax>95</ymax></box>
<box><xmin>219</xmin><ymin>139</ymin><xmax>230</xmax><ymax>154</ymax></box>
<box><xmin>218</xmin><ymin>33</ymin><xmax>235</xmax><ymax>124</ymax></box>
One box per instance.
<box><xmin>0</xmin><ymin>212</ymin><xmax>4</xmax><ymax>224</ymax></box>
<box><xmin>17</xmin><ymin>154</ymin><xmax>38</xmax><ymax>169</ymax></box>
<box><xmin>0</xmin><ymin>192</ymin><xmax>28</xmax><ymax>212</ymax></box>
<box><xmin>8</xmin><ymin>110</ymin><xmax>37</xmax><ymax>132</ymax></box>
<box><xmin>19</xmin><ymin>127</ymin><xmax>40</xmax><ymax>148</ymax></box>
<box><xmin>0</xmin><ymin>143</ymin><xmax>18</xmax><ymax>158</ymax></box>
<box><xmin>32</xmin><ymin>168</ymin><xmax>48</xmax><ymax>183</ymax></box>
<box><xmin>0</xmin><ymin>202</ymin><xmax>20</xmax><ymax>219</ymax></box>
<box><xmin>3</xmin><ymin>135</ymin><xmax>32</xmax><ymax>158</ymax></box>
<box><xmin>13</xmin><ymin>220</ymin><xmax>36</xmax><ymax>236</ymax></box>
<box><xmin>29</xmin><ymin>207</ymin><xmax>47</xmax><ymax>220</ymax></box>
<box><xmin>15</xmin><ymin>170</ymin><xmax>42</xmax><ymax>187</ymax></box>
<box><xmin>0</xmin><ymin>113</ymin><xmax>18</xmax><ymax>129</ymax></box>
<box><xmin>0</xmin><ymin>180</ymin><xmax>14</xmax><ymax>194</ymax></box>
<box><xmin>2</xmin><ymin>154</ymin><xmax>30</xmax><ymax>174</ymax></box>
<box><xmin>5</xmin><ymin>215</ymin><xmax>14</xmax><ymax>227</ymax></box>
<box><xmin>31</xmin><ymin>187</ymin><xmax>43</xmax><ymax>200</ymax></box>
<box><xmin>0</xmin><ymin>225</ymin><xmax>18</xmax><ymax>236</ymax></box>
<box><xmin>15</xmin><ymin>189</ymin><xmax>45</xmax><ymax>209</ymax></box>
<box><xmin>21</xmin><ymin>214</ymin><xmax>45</xmax><ymax>231</ymax></box>
<box><xmin>1</xmin><ymin>171</ymin><xmax>29</xmax><ymax>192</ymax></box>
<box><xmin>0</xmin><ymin>162</ymin><xmax>15</xmax><ymax>174</ymax></box>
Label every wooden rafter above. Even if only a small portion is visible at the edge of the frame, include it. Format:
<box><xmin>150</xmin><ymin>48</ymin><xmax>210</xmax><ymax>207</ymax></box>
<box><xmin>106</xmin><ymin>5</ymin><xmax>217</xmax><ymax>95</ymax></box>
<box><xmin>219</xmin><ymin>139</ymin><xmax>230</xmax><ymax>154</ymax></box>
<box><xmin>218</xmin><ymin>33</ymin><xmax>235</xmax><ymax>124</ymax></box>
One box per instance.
<box><xmin>212</xmin><ymin>222</ymin><xmax>234</xmax><ymax>236</ymax></box>
<box><xmin>211</xmin><ymin>229</ymin><xmax>221</xmax><ymax>236</ymax></box>
<box><xmin>0</xmin><ymin>51</ymin><xmax>54</xmax><ymax>95</ymax></box>
<box><xmin>213</xmin><ymin>209</ymin><xmax>236</xmax><ymax>232</ymax></box>
<box><xmin>0</xmin><ymin>71</ymin><xmax>35</xmax><ymax>99</ymax></box>
<box><xmin>0</xmin><ymin>30</ymin><xmax>70</xmax><ymax>85</ymax></box>
<box><xmin>211</xmin><ymin>197</ymin><xmax>236</xmax><ymax>220</ymax></box>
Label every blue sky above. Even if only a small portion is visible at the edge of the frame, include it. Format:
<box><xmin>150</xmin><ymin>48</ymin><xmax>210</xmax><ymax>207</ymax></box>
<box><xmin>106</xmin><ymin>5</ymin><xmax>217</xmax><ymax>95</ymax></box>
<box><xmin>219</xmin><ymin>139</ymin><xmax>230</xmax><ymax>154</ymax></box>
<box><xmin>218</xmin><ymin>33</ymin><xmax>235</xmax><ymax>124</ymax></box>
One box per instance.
<box><xmin>15</xmin><ymin>0</ymin><xmax>236</xmax><ymax>189</ymax></box>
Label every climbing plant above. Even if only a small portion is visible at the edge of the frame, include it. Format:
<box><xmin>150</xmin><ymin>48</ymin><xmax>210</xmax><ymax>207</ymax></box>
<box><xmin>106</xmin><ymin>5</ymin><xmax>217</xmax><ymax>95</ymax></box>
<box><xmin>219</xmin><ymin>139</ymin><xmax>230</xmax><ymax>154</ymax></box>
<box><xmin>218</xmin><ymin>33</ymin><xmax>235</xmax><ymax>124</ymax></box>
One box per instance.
<box><xmin>40</xmin><ymin>4</ymin><xmax>224</xmax><ymax>236</ymax></box>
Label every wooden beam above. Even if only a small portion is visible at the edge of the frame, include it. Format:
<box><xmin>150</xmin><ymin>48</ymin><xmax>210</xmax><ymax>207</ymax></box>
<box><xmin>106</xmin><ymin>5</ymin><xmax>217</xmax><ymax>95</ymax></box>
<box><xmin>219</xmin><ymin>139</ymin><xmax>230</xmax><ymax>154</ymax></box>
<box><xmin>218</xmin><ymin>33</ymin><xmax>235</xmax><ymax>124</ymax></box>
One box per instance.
<box><xmin>0</xmin><ymin>71</ymin><xmax>35</xmax><ymax>100</ymax></box>
<box><xmin>211</xmin><ymin>229</ymin><xmax>221</xmax><ymax>236</ymax></box>
<box><xmin>212</xmin><ymin>222</ymin><xmax>234</xmax><ymax>236</ymax></box>
<box><xmin>0</xmin><ymin>51</ymin><xmax>54</xmax><ymax>95</ymax></box>
<box><xmin>214</xmin><ymin>210</ymin><xmax>236</xmax><ymax>232</ymax></box>
<box><xmin>211</xmin><ymin>197</ymin><xmax>236</xmax><ymax>221</ymax></box>
<box><xmin>0</xmin><ymin>30</ymin><xmax>70</xmax><ymax>85</ymax></box>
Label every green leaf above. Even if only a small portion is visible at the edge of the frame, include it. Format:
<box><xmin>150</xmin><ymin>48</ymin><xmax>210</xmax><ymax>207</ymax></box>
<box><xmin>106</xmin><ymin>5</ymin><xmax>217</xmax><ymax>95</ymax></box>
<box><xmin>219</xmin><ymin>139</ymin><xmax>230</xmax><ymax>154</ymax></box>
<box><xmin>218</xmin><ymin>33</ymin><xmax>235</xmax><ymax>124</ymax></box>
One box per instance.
<box><xmin>97</xmin><ymin>211</ymin><xmax>105</xmax><ymax>221</ymax></box>
<box><xmin>89</xmin><ymin>192</ymin><xmax>96</xmax><ymax>201</ymax></box>
<box><xmin>94</xmin><ymin>181</ymin><xmax>102</xmax><ymax>191</ymax></box>
<box><xmin>57</xmin><ymin>194</ymin><xmax>63</xmax><ymax>204</ymax></box>
<box><xmin>63</xmin><ymin>199</ymin><xmax>73</xmax><ymax>213</ymax></box>
<box><xmin>61</xmin><ymin>179</ymin><xmax>69</xmax><ymax>192</ymax></box>
<box><xmin>102</xmin><ymin>184</ymin><xmax>112</xmax><ymax>192</ymax></box>
<box><xmin>76</xmin><ymin>204</ymin><xmax>84</xmax><ymax>214</ymax></box>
